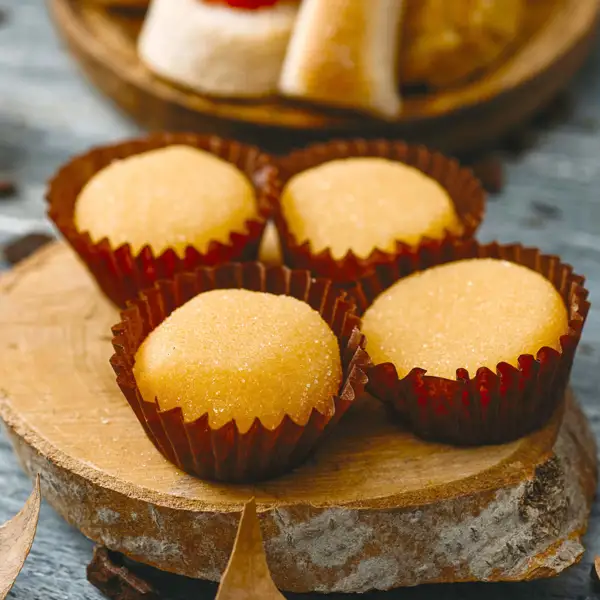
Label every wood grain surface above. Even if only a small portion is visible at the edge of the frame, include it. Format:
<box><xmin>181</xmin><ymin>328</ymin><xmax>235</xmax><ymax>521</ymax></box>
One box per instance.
<box><xmin>1</xmin><ymin>1</ymin><xmax>600</xmax><ymax>598</ymax></box>
<box><xmin>0</xmin><ymin>242</ymin><xmax>596</xmax><ymax>593</ymax></box>
<box><xmin>47</xmin><ymin>0</ymin><xmax>600</xmax><ymax>153</ymax></box>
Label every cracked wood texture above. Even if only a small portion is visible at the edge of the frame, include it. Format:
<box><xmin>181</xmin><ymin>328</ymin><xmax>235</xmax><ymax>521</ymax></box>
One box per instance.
<box><xmin>1</xmin><ymin>1</ymin><xmax>600</xmax><ymax>598</ymax></box>
<box><xmin>0</xmin><ymin>242</ymin><xmax>597</xmax><ymax>594</ymax></box>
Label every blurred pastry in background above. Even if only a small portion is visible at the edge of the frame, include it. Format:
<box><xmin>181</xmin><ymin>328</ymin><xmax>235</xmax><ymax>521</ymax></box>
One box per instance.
<box><xmin>138</xmin><ymin>0</ymin><xmax>299</xmax><ymax>97</ymax></box>
<box><xmin>279</xmin><ymin>0</ymin><xmax>404</xmax><ymax>119</ymax></box>
<box><xmin>137</xmin><ymin>0</ymin><xmax>523</xmax><ymax>115</ymax></box>
<box><xmin>401</xmin><ymin>0</ymin><xmax>523</xmax><ymax>88</ymax></box>
<box><xmin>85</xmin><ymin>0</ymin><xmax>149</xmax><ymax>7</ymax></box>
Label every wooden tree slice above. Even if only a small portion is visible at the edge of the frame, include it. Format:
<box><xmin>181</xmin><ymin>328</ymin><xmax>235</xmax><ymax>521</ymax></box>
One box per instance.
<box><xmin>47</xmin><ymin>0</ymin><xmax>600</xmax><ymax>153</ymax></box>
<box><xmin>0</xmin><ymin>243</ymin><xmax>597</xmax><ymax>593</ymax></box>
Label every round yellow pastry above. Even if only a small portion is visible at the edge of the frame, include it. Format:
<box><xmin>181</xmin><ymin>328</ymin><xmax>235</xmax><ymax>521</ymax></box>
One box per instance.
<box><xmin>133</xmin><ymin>289</ymin><xmax>342</xmax><ymax>433</ymax></box>
<box><xmin>280</xmin><ymin>157</ymin><xmax>462</xmax><ymax>260</ymax></box>
<box><xmin>74</xmin><ymin>145</ymin><xmax>257</xmax><ymax>257</ymax></box>
<box><xmin>363</xmin><ymin>258</ymin><xmax>569</xmax><ymax>379</ymax></box>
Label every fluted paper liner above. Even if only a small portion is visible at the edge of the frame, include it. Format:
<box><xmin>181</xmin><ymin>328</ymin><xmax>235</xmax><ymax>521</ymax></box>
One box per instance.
<box><xmin>354</xmin><ymin>240</ymin><xmax>589</xmax><ymax>445</ymax></box>
<box><xmin>47</xmin><ymin>133</ymin><xmax>279</xmax><ymax>308</ymax></box>
<box><xmin>111</xmin><ymin>262</ymin><xmax>369</xmax><ymax>483</ymax></box>
<box><xmin>274</xmin><ymin>139</ymin><xmax>485</xmax><ymax>283</ymax></box>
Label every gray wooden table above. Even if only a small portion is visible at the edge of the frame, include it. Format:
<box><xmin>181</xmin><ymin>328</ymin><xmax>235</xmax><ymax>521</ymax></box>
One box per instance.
<box><xmin>1</xmin><ymin>1</ymin><xmax>600</xmax><ymax>598</ymax></box>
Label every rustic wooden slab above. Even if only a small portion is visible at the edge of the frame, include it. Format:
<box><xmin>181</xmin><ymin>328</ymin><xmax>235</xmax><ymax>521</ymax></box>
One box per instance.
<box><xmin>0</xmin><ymin>242</ymin><xmax>596</xmax><ymax>594</ymax></box>
<box><xmin>46</xmin><ymin>0</ymin><xmax>600</xmax><ymax>153</ymax></box>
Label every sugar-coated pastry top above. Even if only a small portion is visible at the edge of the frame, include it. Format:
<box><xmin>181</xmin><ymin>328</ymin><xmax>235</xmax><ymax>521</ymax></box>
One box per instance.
<box><xmin>74</xmin><ymin>145</ymin><xmax>257</xmax><ymax>257</ymax></box>
<box><xmin>133</xmin><ymin>289</ymin><xmax>342</xmax><ymax>433</ymax></box>
<box><xmin>362</xmin><ymin>258</ymin><xmax>569</xmax><ymax>379</ymax></box>
<box><xmin>280</xmin><ymin>157</ymin><xmax>462</xmax><ymax>260</ymax></box>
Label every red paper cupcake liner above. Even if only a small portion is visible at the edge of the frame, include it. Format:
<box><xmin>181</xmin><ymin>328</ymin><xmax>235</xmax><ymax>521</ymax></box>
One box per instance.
<box><xmin>353</xmin><ymin>240</ymin><xmax>590</xmax><ymax>445</ymax></box>
<box><xmin>110</xmin><ymin>262</ymin><xmax>370</xmax><ymax>483</ymax></box>
<box><xmin>47</xmin><ymin>133</ymin><xmax>280</xmax><ymax>308</ymax></box>
<box><xmin>274</xmin><ymin>139</ymin><xmax>485</xmax><ymax>284</ymax></box>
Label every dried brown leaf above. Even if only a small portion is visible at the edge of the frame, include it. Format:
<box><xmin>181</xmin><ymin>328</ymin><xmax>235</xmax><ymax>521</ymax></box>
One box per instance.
<box><xmin>592</xmin><ymin>555</ymin><xmax>600</xmax><ymax>582</ymax></box>
<box><xmin>215</xmin><ymin>498</ymin><xmax>285</xmax><ymax>600</ymax></box>
<box><xmin>0</xmin><ymin>476</ymin><xmax>41</xmax><ymax>600</ymax></box>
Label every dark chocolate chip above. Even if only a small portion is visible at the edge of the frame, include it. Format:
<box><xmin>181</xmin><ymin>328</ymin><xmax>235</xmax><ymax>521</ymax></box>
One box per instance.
<box><xmin>530</xmin><ymin>201</ymin><xmax>562</xmax><ymax>221</ymax></box>
<box><xmin>0</xmin><ymin>179</ymin><xmax>17</xmax><ymax>199</ymax></box>
<box><xmin>3</xmin><ymin>233</ymin><xmax>54</xmax><ymax>265</ymax></box>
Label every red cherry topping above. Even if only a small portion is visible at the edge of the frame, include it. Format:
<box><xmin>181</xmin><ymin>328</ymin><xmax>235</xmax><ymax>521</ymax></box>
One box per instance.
<box><xmin>204</xmin><ymin>0</ymin><xmax>281</xmax><ymax>9</ymax></box>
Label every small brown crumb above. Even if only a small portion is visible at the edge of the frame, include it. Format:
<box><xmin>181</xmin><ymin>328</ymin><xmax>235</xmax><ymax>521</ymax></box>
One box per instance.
<box><xmin>530</xmin><ymin>201</ymin><xmax>562</xmax><ymax>221</ymax></box>
<box><xmin>502</xmin><ymin>128</ymin><xmax>538</xmax><ymax>157</ymax></box>
<box><xmin>3</xmin><ymin>233</ymin><xmax>54</xmax><ymax>265</ymax></box>
<box><xmin>533</xmin><ymin>93</ymin><xmax>573</xmax><ymax>129</ymax></box>
<box><xmin>468</xmin><ymin>156</ymin><xmax>504</xmax><ymax>194</ymax></box>
<box><xmin>0</xmin><ymin>179</ymin><xmax>17</xmax><ymax>199</ymax></box>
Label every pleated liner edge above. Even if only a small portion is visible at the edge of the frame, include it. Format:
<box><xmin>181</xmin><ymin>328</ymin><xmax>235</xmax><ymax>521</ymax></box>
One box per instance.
<box><xmin>274</xmin><ymin>138</ymin><xmax>486</xmax><ymax>284</ymax></box>
<box><xmin>47</xmin><ymin>133</ymin><xmax>280</xmax><ymax>308</ymax></box>
<box><xmin>353</xmin><ymin>239</ymin><xmax>590</xmax><ymax>445</ymax></box>
<box><xmin>110</xmin><ymin>262</ymin><xmax>370</xmax><ymax>483</ymax></box>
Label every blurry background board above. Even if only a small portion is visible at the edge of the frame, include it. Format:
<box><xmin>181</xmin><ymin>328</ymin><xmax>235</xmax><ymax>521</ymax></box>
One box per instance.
<box><xmin>47</xmin><ymin>0</ymin><xmax>600</xmax><ymax>153</ymax></box>
<box><xmin>0</xmin><ymin>242</ymin><xmax>597</xmax><ymax>594</ymax></box>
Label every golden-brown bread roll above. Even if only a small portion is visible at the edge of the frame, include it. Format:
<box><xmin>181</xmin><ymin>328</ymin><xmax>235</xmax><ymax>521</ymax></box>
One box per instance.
<box><xmin>279</xmin><ymin>0</ymin><xmax>404</xmax><ymax>119</ymax></box>
<box><xmin>135</xmin><ymin>0</ymin><xmax>522</xmax><ymax>111</ymax></box>
<box><xmin>401</xmin><ymin>0</ymin><xmax>523</xmax><ymax>88</ymax></box>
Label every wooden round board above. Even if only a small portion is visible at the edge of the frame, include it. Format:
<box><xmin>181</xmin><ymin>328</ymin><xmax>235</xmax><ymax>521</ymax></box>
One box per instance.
<box><xmin>0</xmin><ymin>242</ymin><xmax>597</xmax><ymax>594</ymax></box>
<box><xmin>47</xmin><ymin>0</ymin><xmax>600</xmax><ymax>154</ymax></box>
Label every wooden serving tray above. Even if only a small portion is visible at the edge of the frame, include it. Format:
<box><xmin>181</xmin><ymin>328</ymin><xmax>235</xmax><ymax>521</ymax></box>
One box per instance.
<box><xmin>0</xmin><ymin>242</ymin><xmax>597</xmax><ymax>594</ymax></box>
<box><xmin>47</xmin><ymin>0</ymin><xmax>600</xmax><ymax>154</ymax></box>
